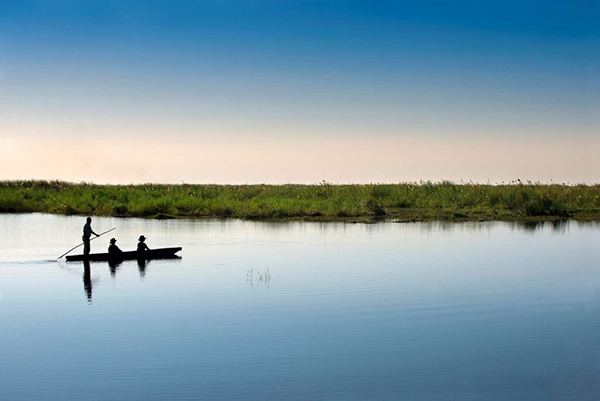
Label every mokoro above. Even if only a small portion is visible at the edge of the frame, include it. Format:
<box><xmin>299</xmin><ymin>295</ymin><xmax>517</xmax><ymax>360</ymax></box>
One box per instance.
<box><xmin>66</xmin><ymin>247</ymin><xmax>182</xmax><ymax>262</ymax></box>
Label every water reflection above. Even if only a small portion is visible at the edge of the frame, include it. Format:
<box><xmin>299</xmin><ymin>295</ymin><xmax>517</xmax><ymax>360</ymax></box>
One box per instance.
<box><xmin>246</xmin><ymin>268</ymin><xmax>271</xmax><ymax>290</ymax></box>
<box><xmin>77</xmin><ymin>257</ymin><xmax>180</xmax><ymax>301</ymax></box>
<box><xmin>400</xmin><ymin>219</ymin><xmax>575</xmax><ymax>234</ymax></box>
<box><xmin>517</xmin><ymin>219</ymin><xmax>569</xmax><ymax>233</ymax></box>
<box><xmin>82</xmin><ymin>260</ymin><xmax>92</xmax><ymax>304</ymax></box>
<box><xmin>137</xmin><ymin>259</ymin><xmax>147</xmax><ymax>279</ymax></box>
<box><xmin>108</xmin><ymin>260</ymin><xmax>121</xmax><ymax>278</ymax></box>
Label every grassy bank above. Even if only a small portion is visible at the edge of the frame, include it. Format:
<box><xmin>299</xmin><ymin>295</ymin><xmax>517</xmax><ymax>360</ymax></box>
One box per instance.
<box><xmin>1</xmin><ymin>180</ymin><xmax>599</xmax><ymax>222</ymax></box>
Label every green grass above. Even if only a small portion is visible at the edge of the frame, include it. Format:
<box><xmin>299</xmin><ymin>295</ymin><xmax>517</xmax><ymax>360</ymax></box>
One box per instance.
<box><xmin>1</xmin><ymin>180</ymin><xmax>599</xmax><ymax>222</ymax></box>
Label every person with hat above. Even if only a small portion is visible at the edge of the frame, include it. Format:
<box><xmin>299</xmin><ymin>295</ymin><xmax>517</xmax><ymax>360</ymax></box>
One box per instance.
<box><xmin>137</xmin><ymin>235</ymin><xmax>150</xmax><ymax>252</ymax></box>
<box><xmin>108</xmin><ymin>238</ymin><xmax>123</xmax><ymax>257</ymax></box>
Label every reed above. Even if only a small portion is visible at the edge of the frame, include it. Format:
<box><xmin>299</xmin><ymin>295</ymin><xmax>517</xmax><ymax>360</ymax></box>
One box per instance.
<box><xmin>0</xmin><ymin>180</ymin><xmax>598</xmax><ymax>221</ymax></box>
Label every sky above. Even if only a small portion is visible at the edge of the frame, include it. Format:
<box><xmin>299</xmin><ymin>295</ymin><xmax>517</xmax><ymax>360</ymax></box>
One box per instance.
<box><xmin>0</xmin><ymin>0</ymin><xmax>598</xmax><ymax>184</ymax></box>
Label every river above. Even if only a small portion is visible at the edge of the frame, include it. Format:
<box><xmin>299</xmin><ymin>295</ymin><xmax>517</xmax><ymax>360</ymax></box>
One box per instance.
<box><xmin>0</xmin><ymin>214</ymin><xmax>598</xmax><ymax>400</ymax></box>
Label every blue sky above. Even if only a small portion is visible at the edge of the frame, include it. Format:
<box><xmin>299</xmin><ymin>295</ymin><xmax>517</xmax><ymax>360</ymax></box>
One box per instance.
<box><xmin>0</xmin><ymin>1</ymin><xmax>598</xmax><ymax>183</ymax></box>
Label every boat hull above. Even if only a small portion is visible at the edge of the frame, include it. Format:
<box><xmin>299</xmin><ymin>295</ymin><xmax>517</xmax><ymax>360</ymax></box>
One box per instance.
<box><xmin>66</xmin><ymin>247</ymin><xmax>182</xmax><ymax>262</ymax></box>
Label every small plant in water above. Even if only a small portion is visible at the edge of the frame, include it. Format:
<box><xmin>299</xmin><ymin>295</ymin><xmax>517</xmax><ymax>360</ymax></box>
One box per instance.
<box><xmin>246</xmin><ymin>268</ymin><xmax>271</xmax><ymax>289</ymax></box>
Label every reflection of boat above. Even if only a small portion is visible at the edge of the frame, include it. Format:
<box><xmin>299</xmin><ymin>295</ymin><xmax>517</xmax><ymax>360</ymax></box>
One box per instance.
<box><xmin>66</xmin><ymin>247</ymin><xmax>182</xmax><ymax>262</ymax></box>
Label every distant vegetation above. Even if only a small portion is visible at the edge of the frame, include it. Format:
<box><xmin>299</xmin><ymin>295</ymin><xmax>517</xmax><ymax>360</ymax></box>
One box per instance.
<box><xmin>0</xmin><ymin>180</ymin><xmax>599</xmax><ymax>222</ymax></box>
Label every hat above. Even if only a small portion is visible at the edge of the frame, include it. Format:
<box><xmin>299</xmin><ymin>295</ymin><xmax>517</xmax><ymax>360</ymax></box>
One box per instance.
<box><xmin>110</xmin><ymin>238</ymin><xmax>117</xmax><ymax>244</ymax></box>
<box><xmin>138</xmin><ymin>235</ymin><xmax>146</xmax><ymax>241</ymax></box>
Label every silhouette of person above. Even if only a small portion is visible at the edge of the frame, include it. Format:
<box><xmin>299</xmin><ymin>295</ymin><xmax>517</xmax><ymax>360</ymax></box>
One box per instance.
<box><xmin>137</xmin><ymin>235</ymin><xmax>150</xmax><ymax>252</ymax></box>
<box><xmin>82</xmin><ymin>217</ymin><xmax>99</xmax><ymax>257</ymax></box>
<box><xmin>108</xmin><ymin>238</ymin><xmax>123</xmax><ymax>258</ymax></box>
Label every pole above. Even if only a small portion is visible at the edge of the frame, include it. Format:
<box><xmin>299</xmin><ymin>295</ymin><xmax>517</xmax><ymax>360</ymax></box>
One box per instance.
<box><xmin>56</xmin><ymin>227</ymin><xmax>116</xmax><ymax>260</ymax></box>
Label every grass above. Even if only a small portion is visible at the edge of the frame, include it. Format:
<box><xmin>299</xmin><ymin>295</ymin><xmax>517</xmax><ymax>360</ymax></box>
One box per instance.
<box><xmin>0</xmin><ymin>180</ymin><xmax>599</xmax><ymax>222</ymax></box>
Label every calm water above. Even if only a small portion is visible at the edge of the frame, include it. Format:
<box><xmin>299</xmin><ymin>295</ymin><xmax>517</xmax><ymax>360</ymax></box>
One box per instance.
<box><xmin>0</xmin><ymin>214</ymin><xmax>598</xmax><ymax>401</ymax></box>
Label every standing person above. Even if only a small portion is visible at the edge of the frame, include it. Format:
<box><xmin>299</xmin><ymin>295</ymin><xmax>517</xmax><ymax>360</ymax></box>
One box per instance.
<box><xmin>83</xmin><ymin>217</ymin><xmax>99</xmax><ymax>257</ymax></box>
<box><xmin>137</xmin><ymin>235</ymin><xmax>150</xmax><ymax>252</ymax></box>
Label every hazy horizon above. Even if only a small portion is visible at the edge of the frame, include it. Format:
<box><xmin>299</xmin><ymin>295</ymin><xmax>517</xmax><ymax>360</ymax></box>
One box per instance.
<box><xmin>1</xmin><ymin>135</ymin><xmax>598</xmax><ymax>185</ymax></box>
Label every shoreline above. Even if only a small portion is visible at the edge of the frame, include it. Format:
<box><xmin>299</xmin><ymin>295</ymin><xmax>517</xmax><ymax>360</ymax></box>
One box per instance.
<box><xmin>3</xmin><ymin>210</ymin><xmax>599</xmax><ymax>225</ymax></box>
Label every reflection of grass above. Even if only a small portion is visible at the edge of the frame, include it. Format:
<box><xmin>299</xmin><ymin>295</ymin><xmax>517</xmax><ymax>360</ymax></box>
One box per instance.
<box><xmin>0</xmin><ymin>180</ymin><xmax>599</xmax><ymax>221</ymax></box>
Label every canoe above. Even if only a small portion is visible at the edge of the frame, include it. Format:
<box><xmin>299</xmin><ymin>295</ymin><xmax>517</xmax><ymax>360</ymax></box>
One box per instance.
<box><xmin>66</xmin><ymin>247</ymin><xmax>182</xmax><ymax>262</ymax></box>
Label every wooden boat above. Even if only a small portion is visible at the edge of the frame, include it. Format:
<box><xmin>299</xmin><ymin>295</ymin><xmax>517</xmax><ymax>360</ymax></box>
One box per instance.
<box><xmin>66</xmin><ymin>247</ymin><xmax>182</xmax><ymax>262</ymax></box>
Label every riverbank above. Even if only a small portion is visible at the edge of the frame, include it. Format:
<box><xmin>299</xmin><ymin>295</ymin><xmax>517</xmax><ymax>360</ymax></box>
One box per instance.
<box><xmin>1</xmin><ymin>180</ymin><xmax>599</xmax><ymax>222</ymax></box>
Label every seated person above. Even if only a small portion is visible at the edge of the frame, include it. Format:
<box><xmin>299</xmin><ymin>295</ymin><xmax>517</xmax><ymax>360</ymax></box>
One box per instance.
<box><xmin>108</xmin><ymin>238</ymin><xmax>123</xmax><ymax>257</ymax></box>
<box><xmin>137</xmin><ymin>235</ymin><xmax>150</xmax><ymax>252</ymax></box>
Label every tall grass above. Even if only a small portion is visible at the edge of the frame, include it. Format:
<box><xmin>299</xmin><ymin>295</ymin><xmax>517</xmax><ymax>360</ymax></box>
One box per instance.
<box><xmin>0</xmin><ymin>180</ymin><xmax>598</xmax><ymax>220</ymax></box>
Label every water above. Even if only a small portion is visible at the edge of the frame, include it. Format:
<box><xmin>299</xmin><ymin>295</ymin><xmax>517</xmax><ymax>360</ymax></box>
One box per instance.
<box><xmin>0</xmin><ymin>214</ymin><xmax>598</xmax><ymax>400</ymax></box>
